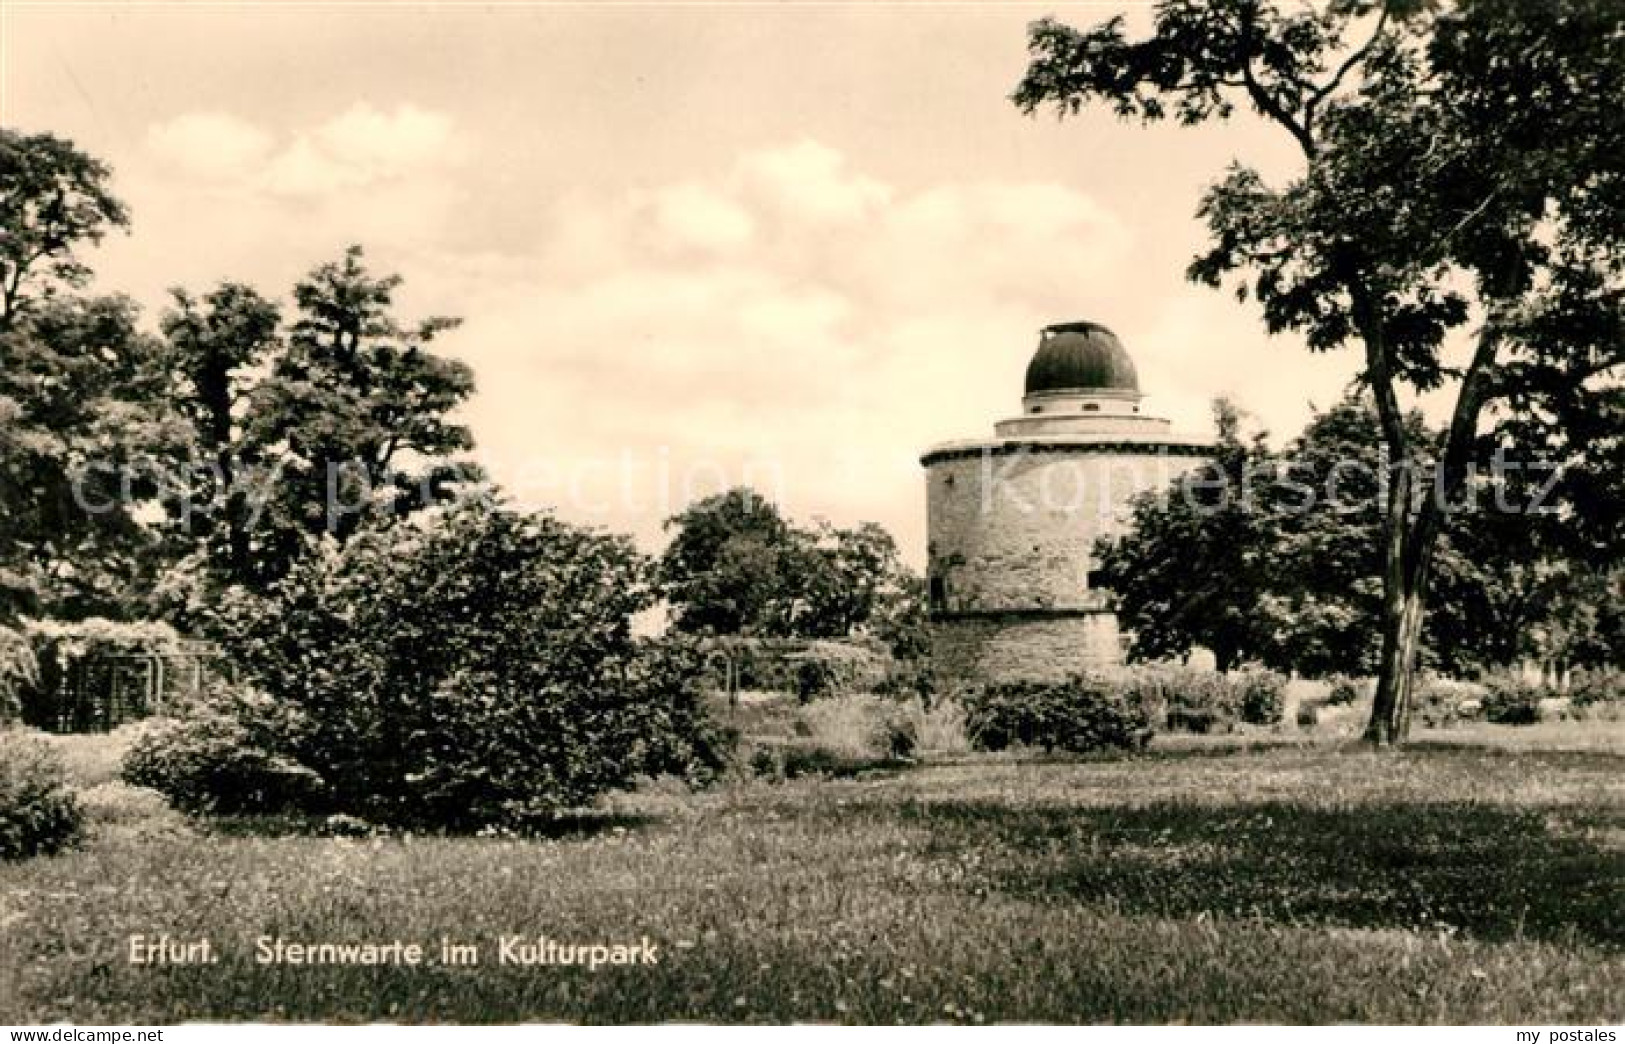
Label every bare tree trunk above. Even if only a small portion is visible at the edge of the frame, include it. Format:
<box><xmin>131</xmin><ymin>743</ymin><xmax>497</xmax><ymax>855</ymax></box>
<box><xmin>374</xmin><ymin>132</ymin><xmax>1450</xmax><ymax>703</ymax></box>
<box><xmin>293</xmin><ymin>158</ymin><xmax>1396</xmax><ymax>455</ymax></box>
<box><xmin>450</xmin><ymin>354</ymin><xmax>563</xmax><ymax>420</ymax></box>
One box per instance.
<box><xmin>1366</xmin><ymin>461</ymin><xmax>1428</xmax><ymax>746</ymax></box>
<box><xmin>1362</xmin><ymin>314</ymin><xmax>1501</xmax><ymax>747</ymax></box>
<box><xmin>1367</xmin><ymin>541</ymin><xmax>1434</xmax><ymax>745</ymax></box>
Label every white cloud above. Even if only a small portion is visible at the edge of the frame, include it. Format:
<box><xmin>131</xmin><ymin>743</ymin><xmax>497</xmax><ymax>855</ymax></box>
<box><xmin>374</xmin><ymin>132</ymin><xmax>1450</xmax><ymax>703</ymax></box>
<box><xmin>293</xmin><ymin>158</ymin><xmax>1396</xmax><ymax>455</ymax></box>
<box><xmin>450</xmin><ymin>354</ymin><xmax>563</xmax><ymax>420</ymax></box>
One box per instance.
<box><xmin>98</xmin><ymin>104</ymin><xmax>471</xmax><ymax>307</ymax></box>
<box><xmin>431</xmin><ymin>140</ymin><xmax>1137</xmax><ymax>556</ymax></box>
<box><xmin>735</xmin><ymin>139</ymin><xmax>893</xmax><ymax>225</ymax></box>
<box><xmin>315</xmin><ymin>103</ymin><xmax>454</xmax><ymax>172</ymax></box>
<box><xmin>145</xmin><ymin>111</ymin><xmax>273</xmax><ymax>180</ymax></box>
<box><xmin>144</xmin><ymin>103</ymin><xmax>462</xmax><ymax>200</ymax></box>
<box><xmin>261</xmin><ymin>136</ymin><xmax>361</xmax><ymax>196</ymax></box>
<box><xmin>650</xmin><ymin>183</ymin><xmax>755</xmax><ymax>254</ymax></box>
<box><xmin>264</xmin><ymin>103</ymin><xmax>461</xmax><ymax>198</ymax></box>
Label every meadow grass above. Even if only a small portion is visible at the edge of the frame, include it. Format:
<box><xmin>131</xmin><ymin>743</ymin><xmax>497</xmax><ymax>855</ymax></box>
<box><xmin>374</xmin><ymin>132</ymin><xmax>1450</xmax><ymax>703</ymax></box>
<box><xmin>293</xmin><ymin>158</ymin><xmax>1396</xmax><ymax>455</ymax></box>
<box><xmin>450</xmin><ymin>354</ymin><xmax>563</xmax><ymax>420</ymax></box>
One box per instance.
<box><xmin>0</xmin><ymin>726</ymin><xmax>1620</xmax><ymax>1024</ymax></box>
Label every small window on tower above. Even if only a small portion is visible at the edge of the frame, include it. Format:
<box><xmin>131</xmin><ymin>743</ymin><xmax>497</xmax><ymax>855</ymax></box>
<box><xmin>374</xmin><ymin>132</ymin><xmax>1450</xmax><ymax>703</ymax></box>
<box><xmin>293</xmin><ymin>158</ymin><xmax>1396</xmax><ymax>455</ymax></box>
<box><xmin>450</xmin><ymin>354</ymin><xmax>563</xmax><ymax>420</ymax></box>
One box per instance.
<box><xmin>928</xmin><ymin>575</ymin><xmax>947</xmax><ymax>611</ymax></box>
<box><xmin>1085</xmin><ymin>568</ymin><xmax>1108</xmax><ymax>590</ymax></box>
<box><xmin>1030</xmin><ymin>405</ymin><xmax>1043</xmax><ymax>414</ymax></box>
<box><xmin>1082</xmin><ymin>403</ymin><xmax>1100</xmax><ymax>412</ymax></box>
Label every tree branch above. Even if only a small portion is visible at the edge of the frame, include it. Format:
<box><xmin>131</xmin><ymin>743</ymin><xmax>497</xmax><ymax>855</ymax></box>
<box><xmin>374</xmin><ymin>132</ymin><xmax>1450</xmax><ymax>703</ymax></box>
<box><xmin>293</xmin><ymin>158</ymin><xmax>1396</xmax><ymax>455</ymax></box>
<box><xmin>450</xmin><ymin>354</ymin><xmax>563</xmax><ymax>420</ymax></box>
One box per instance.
<box><xmin>1445</xmin><ymin>186</ymin><xmax>1503</xmax><ymax>244</ymax></box>
<box><xmin>1306</xmin><ymin>4</ymin><xmax>1391</xmax><ymax>124</ymax></box>
<box><xmin>1240</xmin><ymin>48</ymin><xmax>1317</xmax><ymax>157</ymax></box>
<box><xmin>1407</xmin><ymin>319</ymin><xmax>1502</xmax><ymax>575</ymax></box>
<box><xmin>1351</xmin><ymin>284</ymin><xmax>1410</xmax><ymax>460</ymax></box>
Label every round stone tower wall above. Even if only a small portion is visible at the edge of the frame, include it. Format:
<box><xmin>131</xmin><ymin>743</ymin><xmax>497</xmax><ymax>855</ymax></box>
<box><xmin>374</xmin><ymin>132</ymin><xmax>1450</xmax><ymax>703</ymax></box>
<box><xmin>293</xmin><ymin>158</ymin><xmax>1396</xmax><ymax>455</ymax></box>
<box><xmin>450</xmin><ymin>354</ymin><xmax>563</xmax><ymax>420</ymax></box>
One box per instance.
<box><xmin>923</xmin><ymin>441</ymin><xmax>1209</xmax><ymax>684</ymax></box>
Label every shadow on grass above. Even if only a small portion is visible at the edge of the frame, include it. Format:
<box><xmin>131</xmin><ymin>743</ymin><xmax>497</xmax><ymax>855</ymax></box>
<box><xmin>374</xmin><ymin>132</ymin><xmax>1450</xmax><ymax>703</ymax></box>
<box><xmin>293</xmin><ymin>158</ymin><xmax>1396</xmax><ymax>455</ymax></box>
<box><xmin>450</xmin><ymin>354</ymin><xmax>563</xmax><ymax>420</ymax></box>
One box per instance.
<box><xmin>900</xmin><ymin>798</ymin><xmax>1625</xmax><ymax>949</ymax></box>
<box><xmin>1118</xmin><ymin>736</ymin><xmax>1621</xmax><ymax>770</ymax></box>
<box><xmin>1403</xmin><ymin>738</ymin><xmax>1624</xmax><ymax>768</ymax></box>
<box><xmin>204</xmin><ymin>810</ymin><xmax>663</xmax><ymax>841</ymax></box>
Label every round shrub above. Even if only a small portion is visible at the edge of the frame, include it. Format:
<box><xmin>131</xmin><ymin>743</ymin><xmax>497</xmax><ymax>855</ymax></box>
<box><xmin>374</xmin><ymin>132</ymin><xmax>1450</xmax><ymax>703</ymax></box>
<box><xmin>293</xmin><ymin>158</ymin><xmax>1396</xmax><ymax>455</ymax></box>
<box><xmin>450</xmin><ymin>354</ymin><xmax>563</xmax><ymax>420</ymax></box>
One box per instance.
<box><xmin>1109</xmin><ymin>665</ymin><xmax>1231</xmax><ymax>733</ymax></box>
<box><xmin>1569</xmin><ymin>669</ymin><xmax>1624</xmax><ymax>708</ymax></box>
<box><xmin>1482</xmin><ymin>674</ymin><xmax>1544</xmax><ymax>725</ymax></box>
<box><xmin>962</xmin><ymin>676</ymin><xmax>1153</xmax><ymax>754</ymax></box>
<box><xmin>1411</xmin><ymin>675</ymin><xmax>1486</xmax><ymax>729</ymax></box>
<box><xmin>193</xmin><ymin>502</ymin><xmax>722</xmax><ymax>831</ymax></box>
<box><xmin>0</xmin><ymin>730</ymin><xmax>84</xmax><ymax>860</ymax></box>
<box><xmin>793</xmin><ymin>657</ymin><xmax>839</xmax><ymax>703</ymax></box>
<box><xmin>1234</xmin><ymin>668</ymin><xmax>1288</xmax><ymax>726</ymax></box>
<box><xmin>874</xmin><ymin>707</ymin><xmax>919</xmax><ymax>761</ymax></box>
<box><xmin>120</xmin><ymin>683</ymin><xmax>325</xmax><ymax>816</ymax></box>
<box><xmin>1165</xmin><ymin>668</ymin><xmax>1240</xmax><ymax>733</ymax></box>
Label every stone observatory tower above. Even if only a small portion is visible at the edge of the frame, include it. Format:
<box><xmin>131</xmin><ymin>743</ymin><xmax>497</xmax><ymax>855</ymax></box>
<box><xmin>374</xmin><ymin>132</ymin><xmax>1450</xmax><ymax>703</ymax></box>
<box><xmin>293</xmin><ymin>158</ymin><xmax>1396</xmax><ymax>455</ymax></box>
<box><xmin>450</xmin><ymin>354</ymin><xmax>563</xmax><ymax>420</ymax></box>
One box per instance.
<box><xmin>921</xmin><ymin>321</ymin><xmax>1213</xmax><ymax>684</ymax></box>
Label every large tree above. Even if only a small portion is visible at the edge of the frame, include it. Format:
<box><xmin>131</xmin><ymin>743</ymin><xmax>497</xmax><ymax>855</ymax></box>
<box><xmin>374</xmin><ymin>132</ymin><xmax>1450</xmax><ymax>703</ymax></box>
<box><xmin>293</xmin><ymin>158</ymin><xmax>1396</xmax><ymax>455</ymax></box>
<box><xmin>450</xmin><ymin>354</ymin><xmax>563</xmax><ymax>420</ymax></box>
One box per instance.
<box><xmin>1016</xmin><ymin>0</ymin><xmax>1624</xmax><ymax>743</ymax></box>
<box><xmin>1101</xmin><ymin>393</ymin><xmax>1479</xmax><ymax>676</ymax></box>
<box><xmin>0</xmin><ymin>295</ymin><xmax>182</xmax><ymax>620</ymax></box>
<box><xmin>0</xmin><ymin>129</ymin><xmax>128</xmax><ymax>327</ymax></box>
<box><xmin>658</xmin><ymin>488</ymin><xmax>800</xmax><ymax>636</ymax></box>
<box><xmin>158</xmin><ymin>282</ymin><xmax>282</xmax><ymax>587</ymax></box>
<box><xmin>658</xmin><ymin>487</ymin><xmax>922</xmax><ymax>646</ymax></box>
<box><xmin>1094</xmin><ymin>399</ymin><xmax>1277</xmax><ymax>672</ymax></box>
<box><xmin>258</xmin><ymin>246</ymin><xmax>479</xmax><ymax>546</ymax></box>
<box><xmin>0</xmin><ymin>131</ymin><xmax>180</xmax><ymax>621</ymax></box>
<box><xmin>158</xmin><ymin>248</ymin><xmax>481</xmax><ymax>597</ymax></box>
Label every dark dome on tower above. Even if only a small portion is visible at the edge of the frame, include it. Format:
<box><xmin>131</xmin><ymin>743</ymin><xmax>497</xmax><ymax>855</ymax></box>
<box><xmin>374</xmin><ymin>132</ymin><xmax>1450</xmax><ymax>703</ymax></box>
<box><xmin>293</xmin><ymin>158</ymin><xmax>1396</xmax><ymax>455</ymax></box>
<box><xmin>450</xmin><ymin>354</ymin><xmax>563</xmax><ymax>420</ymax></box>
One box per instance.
<box><xmin>1023</xmin><ymin>321</ymin><xmax>1140</xmax><ymax>395</ymax></box>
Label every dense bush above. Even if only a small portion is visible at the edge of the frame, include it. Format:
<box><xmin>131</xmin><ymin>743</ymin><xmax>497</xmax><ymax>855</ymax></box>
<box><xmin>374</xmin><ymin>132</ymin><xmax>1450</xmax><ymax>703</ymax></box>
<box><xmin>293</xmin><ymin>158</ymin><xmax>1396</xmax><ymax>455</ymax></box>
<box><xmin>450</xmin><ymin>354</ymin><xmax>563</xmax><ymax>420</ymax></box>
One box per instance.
<box><xmin>0</xmin><ymin>730</ymin><xmax>84</xmax><ymax>860</ymax></box>
<box><xmin>611</xmin><ymin>637</ymin><xmax>732</xmax><ymax>787</ymax></box>
<box><xmin>738</xmin><ymin>693</ymin><xmax>936</xmax><ymax>781</ymax></box>
<box><xmin>1482</xmin><ymin>675</ymin><xmax>1545</xmax><ymax>725</ymax></box>
<box><xmin>1111</xmin><ymin>666</ymin><xmax>1236</xmax><ymax>734</ymax></box>
<box><xmin>962</xmin><ymin>676</ymin><xmax>1153</xmax><ymax>754</ymax></box>
<box><xmin>121</xmin><ymin>682</ymin><xmax>325</xmax><ymax>815</ymax></box>
<box><xmin>75</xmin><ymin>781</ymin><xmax>192</xmax><ymax>843</ymax></box>
<box><xmin>793</xmin><ymin>657</ymin><xmax>840</xmax><ymax>702</ymax></box>
<box><xmin>190</xmin><ymin>502</ymin><xmax>721</xmax><ymax>830</ymax></box>
<box><xmin>1568</xmin><ymin>668</ymin><xmax>1624</xmax><ymax>707</ymax></box>
<box><xmin>1163</xmin><ymin>669</ymin><xmax>1237</xmax><ymax>733</ymax></box>
<box><xmin>1234</xmin><ymin>668</ymin><xmax>1288</xmax><ymax>726</ymax></box>
<box><xmin>1113</xmin><ymin>665</ymin><xmax>1289</xmax><ymax>731</ymax></box>
<box><xmin>874</xmin><ymin>706</ymin><xmax>920</xmax><ymax>761</ymax></box>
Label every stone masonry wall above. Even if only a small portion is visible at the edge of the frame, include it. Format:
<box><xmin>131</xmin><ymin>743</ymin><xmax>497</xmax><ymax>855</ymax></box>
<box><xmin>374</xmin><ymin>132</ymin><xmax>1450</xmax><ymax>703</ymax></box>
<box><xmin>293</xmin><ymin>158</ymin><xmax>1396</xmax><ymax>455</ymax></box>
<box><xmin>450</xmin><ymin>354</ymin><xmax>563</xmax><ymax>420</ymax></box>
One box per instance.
<box><xmin>930</xmin><ymin>613</ymin><xmax>1121</xmax><ymax>685</ymax></box>
<box><xmin>924</xmin><ymin>446</ymin><xmax>1206</xmax><ymax>613</ymax></box>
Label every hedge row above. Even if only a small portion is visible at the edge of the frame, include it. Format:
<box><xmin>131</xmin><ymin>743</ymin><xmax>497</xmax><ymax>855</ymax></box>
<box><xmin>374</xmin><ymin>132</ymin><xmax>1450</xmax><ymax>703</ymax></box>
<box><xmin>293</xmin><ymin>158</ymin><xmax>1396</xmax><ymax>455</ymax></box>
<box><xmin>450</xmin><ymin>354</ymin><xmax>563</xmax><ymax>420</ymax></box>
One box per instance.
<box><xmin>1112</xmin><ymin>665</ymin><xmax>1288</xmax><ymax>733</ymax></box>
<box><xmin>958</xmin><ymin>666</ymin><xmax>1288</xmax><ymax>756</ymax></box>
<box><xmin>962</xmin><ymin>676</ymin><xmax>1154</xmax><ymax>755</ymax></box>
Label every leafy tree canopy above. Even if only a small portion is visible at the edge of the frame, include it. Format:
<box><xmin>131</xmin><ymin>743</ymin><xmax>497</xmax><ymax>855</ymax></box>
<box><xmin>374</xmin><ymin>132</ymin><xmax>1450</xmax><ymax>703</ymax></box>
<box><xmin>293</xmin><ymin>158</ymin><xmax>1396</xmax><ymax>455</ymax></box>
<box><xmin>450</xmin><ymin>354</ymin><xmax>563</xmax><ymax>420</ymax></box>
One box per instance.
<box><xmin>1098</xmin><ymin>393</ymin><xmax>1620</xmax><ymax>678</ymax></box>
<box><xmin>0</xmin><ymin>129</ymin><xmax>129</xmax><ymax>325</ymax></box>
<box><xmin>156</xmin><ymin>247</ymin><xmax>481</xmax><ymax>602</ymax></box>
<box><xmin>1017</xmin><ymin>0</ymin><xmax>1624</xmax><ymax>741</ymax></box>
<box><xmin>658</xmin><ymin>487</ymin><xmax>924</xmax><ymax>655</ymax></box>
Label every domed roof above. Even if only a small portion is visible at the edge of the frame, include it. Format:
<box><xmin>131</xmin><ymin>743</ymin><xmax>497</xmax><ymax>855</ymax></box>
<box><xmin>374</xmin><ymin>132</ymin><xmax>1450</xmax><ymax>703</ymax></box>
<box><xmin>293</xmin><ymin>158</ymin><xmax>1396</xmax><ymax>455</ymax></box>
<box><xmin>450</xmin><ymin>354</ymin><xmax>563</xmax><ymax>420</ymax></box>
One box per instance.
<box><xmin>1024</xmin><ymin>321</ymin><xmax>1140</xmax><ymax>395</ymax></box>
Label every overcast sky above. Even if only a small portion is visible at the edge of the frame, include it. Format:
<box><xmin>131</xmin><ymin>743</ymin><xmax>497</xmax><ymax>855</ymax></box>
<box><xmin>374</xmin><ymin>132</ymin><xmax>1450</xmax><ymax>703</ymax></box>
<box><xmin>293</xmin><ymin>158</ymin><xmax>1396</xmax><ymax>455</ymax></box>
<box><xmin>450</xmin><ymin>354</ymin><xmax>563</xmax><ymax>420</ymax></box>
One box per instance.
<box><xmin>5</xmin><ymin>2</ymin><xmax>1376</xmax><ymax>566</ymax></box>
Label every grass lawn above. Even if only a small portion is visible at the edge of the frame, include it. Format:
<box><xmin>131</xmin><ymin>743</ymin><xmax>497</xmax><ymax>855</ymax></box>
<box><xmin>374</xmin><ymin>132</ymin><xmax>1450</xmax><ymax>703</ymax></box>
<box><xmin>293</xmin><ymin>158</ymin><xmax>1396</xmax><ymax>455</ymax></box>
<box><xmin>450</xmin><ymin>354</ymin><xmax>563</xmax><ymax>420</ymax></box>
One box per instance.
<box><xmin>1</xmin><ymin>725</ymin><xmax>1621</xmax><ymax>1024</ymax></box>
